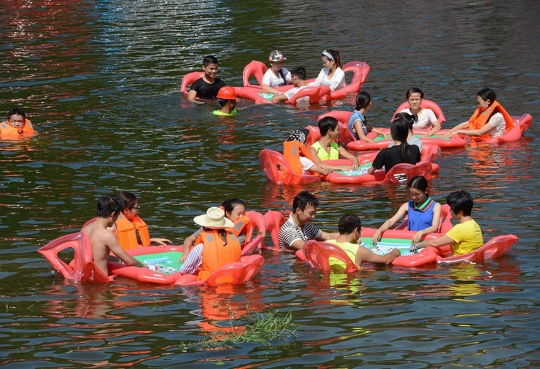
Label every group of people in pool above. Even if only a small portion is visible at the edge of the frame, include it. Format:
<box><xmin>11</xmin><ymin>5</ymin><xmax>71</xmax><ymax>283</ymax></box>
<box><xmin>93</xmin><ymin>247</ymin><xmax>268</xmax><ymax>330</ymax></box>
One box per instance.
<box><xmin>85</xmin><ymin>173</ymin><xmax>484</xmax><ymax>277</ymax></box>
<box><xmin>277</xmin><ymin>184</ymin><xmax>483</xmax><ymax>269</ymax></box>
<box><xmin>184</xmin><ymin>49</ymin><xmax>515</xmax><ymax>144</ymax></box>
<box><xmin>83</xmin><ymin>193</ymin><xmax>251</xmax><ymax>277</ymax></box>
<box><xmin>186</xmin><ymin>49</ymin><xmax>346</xmax><ymax>109</ymax></box>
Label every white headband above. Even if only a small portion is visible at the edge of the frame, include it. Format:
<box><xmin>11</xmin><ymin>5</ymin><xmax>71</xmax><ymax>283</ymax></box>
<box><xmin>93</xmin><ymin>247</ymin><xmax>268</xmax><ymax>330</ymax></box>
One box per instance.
<box><xmin>322</xmin><ymin>50</ymin><xmax>334</xmax><ymax>60</ymax></box>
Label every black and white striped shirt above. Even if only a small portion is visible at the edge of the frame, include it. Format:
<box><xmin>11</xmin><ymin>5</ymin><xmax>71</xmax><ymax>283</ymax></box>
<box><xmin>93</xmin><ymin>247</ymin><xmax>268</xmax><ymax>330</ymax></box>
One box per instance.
<box><xmin>278</xmin><ymin>216</ymin><xmax>322</xmax><ymax>249</ymax></box>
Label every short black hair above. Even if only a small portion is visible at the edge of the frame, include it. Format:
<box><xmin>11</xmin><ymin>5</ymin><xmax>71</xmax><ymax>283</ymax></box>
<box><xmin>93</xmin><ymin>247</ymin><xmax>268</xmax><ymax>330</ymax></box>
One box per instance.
<box><xmin>7</xmin><ymin>107</ymin><xmax>26</xmax><ymax>121</ymax></box>
<box><xmin>292</xmin><ymin>190</ymin><xmax>319</xmax><ymax>212</ymax></box>
<box><xmin>290</xmin><ymin>66</ymin><xmax>307</xmax><ymax>80</ymax></box>
<box><xmin>317</xmin><ymin>116</ymin><xmax>338</xmax><ymax>136</ymax></box>
<box><xmin>203</xmin><ymin>55</ymin><xmax>219</xmax><ymax>66</ymax></box>
<box><xmin>337</xmin><ymin>214</ymin><xmax>362</xmax><ymax>235</ymax></box>
<box><xmin>447</xmin><ymin>190</ymin><xmax>474</xmax><ymax>216</ymax></box>
<box><xmin>97</xmin><ymin>195</ymin><xmax>125</xmax><ymax>218</ymax></box>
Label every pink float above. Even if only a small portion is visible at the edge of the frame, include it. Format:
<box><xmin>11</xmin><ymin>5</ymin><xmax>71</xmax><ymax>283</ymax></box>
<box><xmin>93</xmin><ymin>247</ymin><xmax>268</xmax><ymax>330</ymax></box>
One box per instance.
<box><xmin>236</xmin><ymin>60</ymin><xmax>370</xmax><ymax>103</ymax></box>
<box><xmin>297</xmin><ymin>233</ymin><xmax>518</xmax><ymax>269</ymax></box>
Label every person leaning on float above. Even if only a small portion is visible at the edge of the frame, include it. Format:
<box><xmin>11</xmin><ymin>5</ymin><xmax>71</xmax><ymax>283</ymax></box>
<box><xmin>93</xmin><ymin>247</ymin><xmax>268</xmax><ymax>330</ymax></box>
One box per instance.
<box><xmin>115</xmin><ymin>191</ymin><xmax>171</xmax><ymax>250</ymax></box>
<box><xmin>181</xmin><ymin>198</ymin><xmax>249</xmax><ymax>262</ymax></box>
<box><xmin>179</xmin><ymin>207</ymin><xmax>241</xmax><ymax>277</ymax></box>
<box><xmin>443</xmin><ymin>88</ymin><xmax>514</xmax><ymax>140</ymax></box>
<box><xmin>262</xmin><ymin>50</ymin><xmax>292</xmax><ymax>94</ymax></box>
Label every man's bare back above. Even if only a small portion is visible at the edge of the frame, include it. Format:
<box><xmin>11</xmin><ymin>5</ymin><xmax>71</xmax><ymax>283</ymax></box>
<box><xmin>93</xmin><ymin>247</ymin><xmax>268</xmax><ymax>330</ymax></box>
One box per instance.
<box><xmin>82</xmin><ymin>217</ymin><xmax>144</xmax><ymax>276</ymax></box>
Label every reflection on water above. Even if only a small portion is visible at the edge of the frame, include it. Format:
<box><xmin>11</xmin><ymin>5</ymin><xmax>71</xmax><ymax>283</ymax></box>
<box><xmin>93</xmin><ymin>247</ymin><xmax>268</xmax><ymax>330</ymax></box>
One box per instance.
<box><xmin>1</xmin><ymin>0</ymin><xmax>540</xmax><ymax>367</ymax></box>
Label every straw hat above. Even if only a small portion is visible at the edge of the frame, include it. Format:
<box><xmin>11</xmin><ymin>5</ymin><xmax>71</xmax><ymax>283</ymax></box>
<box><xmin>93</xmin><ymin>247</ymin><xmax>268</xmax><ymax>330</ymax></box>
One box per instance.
<box><xmin>193</xmin><ymin>207</ymin><xmax>234</xmax><ymax>229</ymax></box>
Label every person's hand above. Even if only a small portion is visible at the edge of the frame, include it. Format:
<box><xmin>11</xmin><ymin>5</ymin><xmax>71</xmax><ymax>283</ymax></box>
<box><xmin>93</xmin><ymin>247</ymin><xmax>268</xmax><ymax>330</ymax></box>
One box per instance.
<box><xmin>392</xmin><ymin>248</ymin><xmax>401</xmax><ymax>257</ymax></box>
<box><xmin>412</xmin><ymin>231</ymin><xmax>423</xmax><ymax>244</ymax></box>
<box><xmin>151</xmin><ymin>238</ymin><xmax>172</xmax><ymax>245</ymax></box>
<box><xmin>372</xmin><ymin>231</ymin><xmax>381</xmax><ymax>246</ymax></box>
<box><xmin>409</xmin><ymin>243</ymin><xmax>423</xmax><ymax>253</ymax></box>
<box><xmin>180</xmin><ymin>252</ymin><xmax>189</xmax><ymax>263</ymax></box>
<box><xmin>442</xmin><ymin>131</ymin><xmax>454</xmax><ymax>139</ymax></box>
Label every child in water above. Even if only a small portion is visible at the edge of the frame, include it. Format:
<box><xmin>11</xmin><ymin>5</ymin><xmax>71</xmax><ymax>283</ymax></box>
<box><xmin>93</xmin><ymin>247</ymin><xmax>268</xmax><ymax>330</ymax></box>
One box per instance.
<box><xmin>213</xmin><ymin>87</ymin><xmax>238</xmax><ymax>116</ymax></box>
<box><xmin>410</xmin><ymin>190</ymin><xmax>483</xmax><ymax>255</ymax></box>
<box><xmin>372</xmin><ymin>176</ymin><xmax>442</xmax><ymax>244</ymax></box>
<box><xmin>187</xmin><ymin>55</ymin><xmax>227</xmax><ymax>104</ymax></box>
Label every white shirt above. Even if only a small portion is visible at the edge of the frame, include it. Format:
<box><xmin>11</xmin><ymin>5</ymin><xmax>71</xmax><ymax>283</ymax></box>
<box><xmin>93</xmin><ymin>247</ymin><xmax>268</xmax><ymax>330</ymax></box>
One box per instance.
<box><xmin>486</xmin><ymin>112</ymin><xmax>506</xmax><ymax>138</ymax></box>
<box><xmin>300</xmin><ymin>156</ymin><xmax>315</xmax><ymax>174</ymax></box>
<box><xmin>262</xmin><ymin>68</ymin><xmax>291</xmax><ymax>87</ymax></box>
<box><xmin>284</xmin><ymin>85</ymin><xmax>310</xmax><ymax>103</ymax></box>
<box><xmin>400</xmin><ymin>108</ymin><xmax>438</xmax><ymax>129</ymax></box>
<box><xmin>314</xmin><ymin>67</ymin><xmax>345</xmax><ymax>91</ymax></box>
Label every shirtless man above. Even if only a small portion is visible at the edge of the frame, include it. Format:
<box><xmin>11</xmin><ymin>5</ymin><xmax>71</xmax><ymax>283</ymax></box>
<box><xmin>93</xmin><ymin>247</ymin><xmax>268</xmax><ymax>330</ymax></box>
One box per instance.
<box><xmin>81</xmin><ymin>195</ymin><xmax>147</xmax><ymax>276</ymax></box>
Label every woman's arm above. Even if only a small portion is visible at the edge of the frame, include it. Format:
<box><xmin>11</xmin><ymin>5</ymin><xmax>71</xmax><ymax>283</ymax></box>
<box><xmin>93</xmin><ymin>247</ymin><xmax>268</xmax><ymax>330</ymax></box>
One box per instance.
<box><xmin>371</xmin><ymin>127</ymin><xmax>388</xmax><ymax>138</ymax></box>
<box><xmin>372</xmin><ymin>203</ymin><xmax>409</xmax><ymax>245</ymax></box>
<box><xmin>338</xmin><ymin>147</ymin><xmax>359</xmax><ymax>169</ymax></box>
<box><xmin>424</xmin><ymin>119</ymin><xmax>441</xmax><ymax>137</ymax></box>
<box><xmin>442</xmin><ymin>121</ymin><xmax>469</xmax><ymax>138</ymax></box>
<box><xmin>354</xmin><ymin>120</ymin><xmax>375</xmax><ymax>143</ymax></box>
<box><xmin>262</xmin><ymin>84</ymin><xmax>281</xmax><ymax>94</ymax></box>
<box><xmin>180</xmin><ymin>233</ymin><xmax>197</xmax><ymax>262</ymax></box>
<box><xmin>452</xmin><ymin>122</ymin><xmax>494</xmax><ymax>137</ymax></box>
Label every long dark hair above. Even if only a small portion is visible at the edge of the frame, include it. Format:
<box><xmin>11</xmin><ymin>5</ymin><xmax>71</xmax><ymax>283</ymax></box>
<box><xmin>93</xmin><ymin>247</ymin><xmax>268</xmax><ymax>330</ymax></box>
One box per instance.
<box><xmin>354</xmin><ymin>92</ymin><xmax>372</xmax><ymax>131</ymax></box>
<box><xmin>391</xmin><ymin>113</ymin><xmax>415</xmax><ymax>162</ymax></box>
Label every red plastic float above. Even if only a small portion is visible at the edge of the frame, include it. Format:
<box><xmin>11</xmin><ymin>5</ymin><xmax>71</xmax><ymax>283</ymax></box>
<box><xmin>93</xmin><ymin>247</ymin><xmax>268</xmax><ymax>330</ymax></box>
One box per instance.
<box><xmin>390</xmin><ymin>99</ymin><xmax>447</xmax><ymax>124</ymax></box>
<box><xmin>234</xmin><ymin>85</ymin><xmax>331</xmax><ymax>105</ymax></box>
<box><xmin>180</xmin><ymin>71</ymin><xmax>205</xmax><ymax>95</ymax></box>
<box><xmin>297</xmin><ymin>232</ymin><xmax>518</xmax><ymax>269</ymax></box>
<box><xmin>303</xmin><ymin>240</ymin><xmax>359</xmax><ymax>273</ymax></box>
<box><xmin>237</xmin><ymin>60</ymin><xmax>370</xmax><ymax>103</ymax></box>
<box><xmin>39</xmin><ymin>231</ymin><xmax>265</xmax><ymax>286</ymax></box>
<box><xmin>262</xmin><ymin>210</ymin><xmax>286</xmax><ymax>252</ymax></box>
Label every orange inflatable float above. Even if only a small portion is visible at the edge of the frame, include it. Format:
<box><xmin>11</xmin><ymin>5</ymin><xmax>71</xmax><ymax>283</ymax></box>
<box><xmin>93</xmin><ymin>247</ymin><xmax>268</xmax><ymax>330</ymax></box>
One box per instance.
<box><xmin>39</xmin><ymin>231</ymin><xmax>265</xmax><ymax>286</ymax></box>
<box><xmin>241</xmin><ymin>60</ymin><xmax>371</xmax><ymax>100</ymax></box>
<box><xmin>233</xmin><ymin>85</ymin><xmax>331</xmax><ymax>105</ymax></box>
<box><xmin>260</xmin><ymin>140</ymin><xmax>440</xmax><ymax>185</ymax></box>
<box><xmin>297</xmin><ymin>233</ymin><xmax>518</xmax><ymax>269</ymax></box>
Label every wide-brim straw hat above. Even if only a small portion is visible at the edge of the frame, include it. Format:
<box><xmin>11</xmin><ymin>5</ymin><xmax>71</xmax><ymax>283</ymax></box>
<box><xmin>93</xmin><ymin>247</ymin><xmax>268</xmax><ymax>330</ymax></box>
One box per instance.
<box><xmin>193</xmin><ymin>207</ymin><xmax>234</xmax><ymax>229</ymax></box>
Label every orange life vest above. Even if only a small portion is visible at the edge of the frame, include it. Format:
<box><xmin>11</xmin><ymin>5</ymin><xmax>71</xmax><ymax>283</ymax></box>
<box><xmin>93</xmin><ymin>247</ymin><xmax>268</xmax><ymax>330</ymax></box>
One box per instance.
<box><xmin>0</xmin><ymin>119</ymin><xmax>35</xmax><ymax>138</ymax></box>
<box><xmin>196</xmin><ymin>229</ymin><xmax>241</xmax><ymax>281</ymax></box>
<box><xmin>468</xmin><ymin>101</ymin><xmax>514</xmax><ymax>141</ymax></box>
<box><xmin>115</xmin><ymin>214</ymin><xmax>151</xmax><ymax>250</ymax></box>
<box><xmin>283</xmin><ymin>141</ymin><xmax>317</xmax><ymax>175</ymax></box>
<box><xmin>230</xmin><ymin>214</ymin><xmax>250</xmax><ymax>242</ymax></box>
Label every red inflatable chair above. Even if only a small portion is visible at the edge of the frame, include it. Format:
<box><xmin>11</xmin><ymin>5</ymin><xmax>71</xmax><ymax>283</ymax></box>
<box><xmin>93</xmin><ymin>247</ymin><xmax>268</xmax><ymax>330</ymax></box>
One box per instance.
<box><xmin>391</xmin><ymin>99</ymin><xmax>447</xmax><ymax>125</ymax></box>
<box><xmin>303</xmin><ymin>240</ymin><xmax>359</xmax><ymax>273</ymax></box>
<box><xmin>180</xmin><ymin>71</ymin><xmax>205</xmax><ymax>95</ymax></box>
<box><xmin>262</xmin><ymin>211</ymin><xmax>286</xmax><ymax>251</ymax></box>
<box><xmin>435</xmin><ymin>234</ymin><xmax>519</xmax><ymax>264</ymax></box>
<box><xmin>259</xmin><ymin>149</ymin><xmax>321</xmax><ymax>185</ymax></box>
<box><xmin>38</xmin><ymin>232</ymin><xmax>112</xmax><ymax>283</ymax></box>
<box><xmin>242</xmin><ymin>60</ymin><xmax>268</xmax><ymax>88</ymax></box>
<box><xmin>241</xmin><ymin>211</ymin><xmax>267</xmax><ymax>255</ymax></box>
